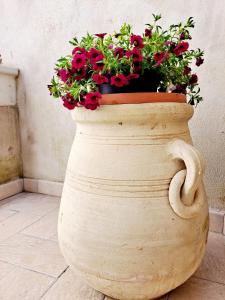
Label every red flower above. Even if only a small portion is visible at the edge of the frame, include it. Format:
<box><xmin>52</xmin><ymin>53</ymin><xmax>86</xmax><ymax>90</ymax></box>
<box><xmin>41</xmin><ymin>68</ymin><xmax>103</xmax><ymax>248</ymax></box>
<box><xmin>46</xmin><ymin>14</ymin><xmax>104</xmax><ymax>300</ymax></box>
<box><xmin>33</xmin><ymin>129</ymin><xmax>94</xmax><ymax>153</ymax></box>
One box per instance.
<box><xmin>57</xmin><ymin>69</ymin><xmax>70</xmax><ymax>82</ymax></box>
<box><xmin>190</xmin><ymin>74</ymin><xmax>198</xmax><ymax>85</ymax></box>
<box><xmin>173</xmin><ymin>42</ymin><xmax>189</xmax><ymax>56</ymax></box>
<box><xmin>180</xmin><ymin>32</ymin><xmax>185</xmax><ymax>40</ymax></box>
<box><xmin>114</xmin><ymin>47</ymin><xmax>125</xmax><ymax>59</ymax></box>
<box><xmin>88</xmin><ymin>48</ymin><xmax>104</xmax><ymax>62</ymax></box>
<box><xmin>196</xmin><ymin>57</ymin><xmax>204</xmax><ymax>66</ymax></box>
<box><xmin>183</xmin><ymin>66</ymin><xmax>191</xmax><ymax>75</ymax></box>
<box><xmin>126</xmin><ymin>47</ymin><xmax>143</xmax><ymax>62</ymax></box>
<box><xmin>72</xmin><ymin>47</ymin><xmax>87</xmax><ymax>56</ymax></box>
<box><xmin>83</xmin><ymin>92</ymin><xmax>101</xmax><ymax>110</ymax></box>
<box><xmin>72</xmin><ymin>54</ymin><xmax>86</xmax><ymax>69</ymax></box>
<box><xmin>74</xmin><ymin>68</ymin><xmax>86</xmax><ymax>80</ymax></box>
<box><xmin>110</xmin><ymin>74</ymin><xmax>128</xmax><ymax>87</ymax></box>
<box><xmin>145</xmin><ymin>28</ymin><xmax>152</xmax><ymax>38</ymax></box>
<box><xmin>92</xmin><ymin>61</ymin><xmax>105</xmax><ymax>71</ymax></box>
<box><xmin>92</xmin><ymin>74</ymin><xmax>108</xmax><ymax>84</ymax></box>
<box><xmin>154</xmin><ymin>52</ymin><xmax>169</xmax><ymax>66</ymax></box>
<box><xmin>130</xmin><ymin>35</ymin><xmax>144</xmax><ymax>48</ymax></box>
<box><xmin>127</xmin><ymin>73</ymin><xmax>139</xmax><ymax>80</ymax></box>
<box><xmin>62</xmin><ymin>93</ymin><xmax>78</xmax><ymax>110</ymax></box>
<box><xmin>173</xmin><ymin>84</ymin><xmax>187</xmax><ymax>94</ymax></box>
<box><xmin>95</xmin><ymin>33</ymin><xmax>107</xmax><ymax>39</ymax></box>
<box><xmin>132</xmin><ymin>61</ymin><xmax>142</xmax><ymax>72</ymax></box>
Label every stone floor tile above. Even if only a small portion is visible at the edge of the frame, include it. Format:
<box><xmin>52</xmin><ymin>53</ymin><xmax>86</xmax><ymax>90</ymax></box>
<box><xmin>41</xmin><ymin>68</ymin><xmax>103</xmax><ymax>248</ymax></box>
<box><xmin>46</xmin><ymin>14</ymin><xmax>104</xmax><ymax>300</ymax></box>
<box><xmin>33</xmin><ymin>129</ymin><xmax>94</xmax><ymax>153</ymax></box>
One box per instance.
<box><xmin>0</xmin><ymin>208</ymin><xmax>17</xmax><ymax>222</ymax></box>
<box><xmin>42</xmin><ymin>268</ymin><xmax>104</xmax><ymax>300</ymax></box>
<box><xmin>22</xmin><ymin>208</ymin><xmax>58</xmax><ymax>241</ymax></box>
<box><xmin>0</xmin><ymin>264</ymin><xmax>55</xmax><ymax>300</ymax></box>
<box><xmin>0</xmin><ymin>261</ymin><xmax>15</xmax><ymax>279</ymax></box>
<box><xmin>0</xmin><ymin>233</ymin><xmax>68</xmax><ymax>277</ymax></box>
<box><xmin>205</xmin><ymin>231</ymin><xmax>225</xmax><ymax>258</ymax></box>
<box><xmin>194</xmin><ymin>232</ymin><xmax>225</xmax><ymax>284</ymax></box>
<box><xmin>0</xmin><ymin>211</ymin><xmax>45</xmax><ymax>242</ymax></box>
<box><xmin>0</xmin><ymin>192</ymin><xmax>60</xmax><ymax>217</ymax></box>
<box><xmin>168</xmin><ymin>277</ymin><xmax>225</xmax><ymax>300</ymax></box>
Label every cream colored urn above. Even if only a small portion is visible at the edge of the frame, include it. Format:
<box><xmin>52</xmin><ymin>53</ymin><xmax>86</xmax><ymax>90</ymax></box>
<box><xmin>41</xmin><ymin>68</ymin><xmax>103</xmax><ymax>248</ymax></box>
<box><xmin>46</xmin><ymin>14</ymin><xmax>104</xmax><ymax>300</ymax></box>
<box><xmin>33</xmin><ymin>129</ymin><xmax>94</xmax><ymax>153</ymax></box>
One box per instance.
<box><xmin>58</xmin><ymin>100</ymin><xmax>209</xmax><ymax>300</ymax></box>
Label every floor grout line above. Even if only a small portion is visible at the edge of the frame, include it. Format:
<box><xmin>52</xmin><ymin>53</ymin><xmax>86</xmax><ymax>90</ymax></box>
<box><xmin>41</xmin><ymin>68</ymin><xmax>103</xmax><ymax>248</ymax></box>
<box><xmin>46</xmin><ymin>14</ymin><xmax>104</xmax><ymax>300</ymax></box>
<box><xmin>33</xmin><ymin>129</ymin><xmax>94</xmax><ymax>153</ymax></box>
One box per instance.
<box><xmin>20</xmin><ymin>232</ymin><xmax>58</xmax><ymax>242</ymax></box>
<box><xmin>0</xmin><ymin>258</ymin><xmax>58</xmax><ymax>279</ymax></box>
<box><xmin>193</xmin><ymin>274</ymin><xmax>225</xmax><ymax>286</ymax></box>
<box><xmin>39</xmin><ymin>266</ymin><xmax>70</xmax><ymax>299</ymax></box>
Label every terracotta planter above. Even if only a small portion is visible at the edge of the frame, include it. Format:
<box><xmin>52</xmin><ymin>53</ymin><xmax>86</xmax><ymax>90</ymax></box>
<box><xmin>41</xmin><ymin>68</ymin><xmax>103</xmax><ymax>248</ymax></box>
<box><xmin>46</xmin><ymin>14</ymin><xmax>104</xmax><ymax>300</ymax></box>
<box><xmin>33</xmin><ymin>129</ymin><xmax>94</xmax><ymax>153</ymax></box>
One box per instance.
<box><xmin>58</xmin><ymin>93</ymin><xmax>208</xmax><ymax>300</ymax></box>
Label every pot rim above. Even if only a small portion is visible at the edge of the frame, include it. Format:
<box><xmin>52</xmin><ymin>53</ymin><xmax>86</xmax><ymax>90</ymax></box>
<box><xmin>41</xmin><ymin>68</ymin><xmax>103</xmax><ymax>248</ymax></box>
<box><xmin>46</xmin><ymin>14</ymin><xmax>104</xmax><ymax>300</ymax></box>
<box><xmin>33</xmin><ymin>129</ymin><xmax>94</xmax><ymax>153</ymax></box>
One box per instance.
<box><xmin>99</xmin><ymin>92</ymin><xmax>186</xmax><ymax>105</ymax></box>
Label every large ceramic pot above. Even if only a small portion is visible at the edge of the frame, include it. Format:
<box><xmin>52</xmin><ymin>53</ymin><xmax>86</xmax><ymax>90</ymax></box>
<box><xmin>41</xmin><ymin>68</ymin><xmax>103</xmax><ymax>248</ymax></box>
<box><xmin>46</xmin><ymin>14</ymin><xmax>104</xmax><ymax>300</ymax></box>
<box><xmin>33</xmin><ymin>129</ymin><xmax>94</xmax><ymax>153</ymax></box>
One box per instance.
<box><xmin>58</xmin><ymin>93</ymin><xmax>209</xmax><ymax>300</ymax></box>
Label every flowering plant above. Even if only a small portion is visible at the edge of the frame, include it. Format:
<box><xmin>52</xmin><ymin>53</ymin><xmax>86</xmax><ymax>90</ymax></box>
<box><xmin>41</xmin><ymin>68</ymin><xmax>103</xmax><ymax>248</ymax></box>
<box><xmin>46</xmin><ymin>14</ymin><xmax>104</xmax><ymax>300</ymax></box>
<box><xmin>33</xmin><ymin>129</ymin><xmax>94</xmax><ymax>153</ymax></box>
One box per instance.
<box><xmin>48</xmin><ymin>14</ymin><xmax>204</xmax><ymax>110</ymax></box>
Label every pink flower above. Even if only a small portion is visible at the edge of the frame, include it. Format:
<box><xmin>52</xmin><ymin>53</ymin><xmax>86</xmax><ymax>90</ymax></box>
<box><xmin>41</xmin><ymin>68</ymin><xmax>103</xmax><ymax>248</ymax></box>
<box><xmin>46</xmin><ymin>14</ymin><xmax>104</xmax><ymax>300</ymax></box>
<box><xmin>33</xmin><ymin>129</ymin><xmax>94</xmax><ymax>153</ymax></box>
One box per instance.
<box><xmin>114</xmin><ymin>47</ymin><xmax>125</xmax><ymax>59</ymax></box>
<box><xmin>154</xmin><ymin>52</ymin><xmax>169</xmax><ymax>66</ymax></box>
<box><xmin>164</xmin><ymin>41</ymin><xmax>172</xmax><ymax>46</ymax></box>
<box><xmin>173</xmin><ymin>42</ymin><xmax>189</xmax><ymax>56</ymax></box>
<box><xmin>62</xmin><ymin>93</ymin><xmax>78</xmax><ymax>110</ymax></box>
<box><xmin>92</xmin><ymin>74</ymin><xmax>108</xmax><ymax>84</ymax></box>
<box><xmin>145</xmin><ymin>28</ymin><xmax>152</xmax><ymax>38</ymax></box>
<box><xmin>110</xmin><ymin>74</ymin><xmax>128</xmax><ymax>87</ymax></box>
<box><xmin>108</xmin><ymin>44</ymin><xmax>113</xmax><ymax>49</ymax></box>
<box><xmin>57</xmin><ymin>69</ymin><xmax>70</xmax><ymax>82</ymax></box>
<box><xmin>95</xmin><ymin>33</ymin><xmax>107</xmax><ymax>39</ymax></box>
<box><xmin>72</xmin><ymin>47</ymin><xmax>87</xmax><ymax>56</ymax></box>
<box><xmin>130</xmin><ymin>35</ymin><xmax>144</xmax><ymax>48</ymax></box>
<box><xmin>126</xmin><ymin>47</ymin><xmax>143</xmax><ymax>62</ymax></box>
<box><xmin>72</xmin><ymin>54</ymin><xmax>86</xmax><ymax>69</ymax></box>
<box><xmin>189</xmin><ymin>74</ymin><xmax>198</xmax><ymax>85</ymax></box>
<box><xmin>88</xmin><ymin>48</ymin><xmax>104</xmax><ymax>63</ymax></box>
<box><xmin>127</xmin><ymin>73</ymin><xmax>139</xmax><ymax>80</ymax></box>
<box><xmin>92</xmin><ymin>61</ymin><xmax>105</xmax><ymax>71</ymax></box>
<box><xmin>83</xmin><ymin>92</ymin><xmax>101</xmax><ymax>110</ymax></box>
<box><xmin>74</xmin><ymin>68</ymin><xmax>86</xmax><ymax>80</ymax></box>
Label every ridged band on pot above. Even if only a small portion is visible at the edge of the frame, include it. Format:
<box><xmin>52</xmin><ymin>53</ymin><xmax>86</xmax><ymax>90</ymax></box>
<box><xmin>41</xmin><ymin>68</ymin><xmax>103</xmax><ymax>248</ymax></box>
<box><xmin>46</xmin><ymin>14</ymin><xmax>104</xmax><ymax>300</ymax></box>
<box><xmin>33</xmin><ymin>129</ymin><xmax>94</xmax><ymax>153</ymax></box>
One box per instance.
<box><xmin>58</xmin><ymin>95</ymin><xmax>208</xmax><ymax>300</ymax></box>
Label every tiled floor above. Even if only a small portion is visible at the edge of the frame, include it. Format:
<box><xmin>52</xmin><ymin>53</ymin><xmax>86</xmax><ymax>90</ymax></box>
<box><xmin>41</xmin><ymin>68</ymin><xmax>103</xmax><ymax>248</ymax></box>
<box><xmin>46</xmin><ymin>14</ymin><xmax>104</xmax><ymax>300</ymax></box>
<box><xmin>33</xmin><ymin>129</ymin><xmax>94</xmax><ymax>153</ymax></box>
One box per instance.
<box><xmin>0</xmin><ymin>192</ymin><xmax>225</xmax><ymax>300</ymax></box>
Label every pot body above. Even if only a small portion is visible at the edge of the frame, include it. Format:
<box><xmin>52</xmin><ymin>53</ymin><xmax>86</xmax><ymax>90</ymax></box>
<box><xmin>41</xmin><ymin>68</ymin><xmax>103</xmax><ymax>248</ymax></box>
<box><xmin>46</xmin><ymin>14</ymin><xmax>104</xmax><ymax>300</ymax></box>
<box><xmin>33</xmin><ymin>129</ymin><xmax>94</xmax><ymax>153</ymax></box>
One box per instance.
<box><xmin>58</xmin><ymin>101</ymin><xmax>208</xmax><ymax>300</ymax></box>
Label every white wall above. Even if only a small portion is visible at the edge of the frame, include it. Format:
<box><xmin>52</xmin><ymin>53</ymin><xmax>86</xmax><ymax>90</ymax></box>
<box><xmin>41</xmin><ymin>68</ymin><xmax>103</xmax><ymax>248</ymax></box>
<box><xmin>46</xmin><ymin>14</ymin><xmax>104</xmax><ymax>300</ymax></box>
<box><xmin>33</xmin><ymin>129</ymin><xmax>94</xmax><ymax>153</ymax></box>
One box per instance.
<box><xmin>0</xmin><ymin>0</ymin><xmax>224</xmax><ymax>208</ymax></box>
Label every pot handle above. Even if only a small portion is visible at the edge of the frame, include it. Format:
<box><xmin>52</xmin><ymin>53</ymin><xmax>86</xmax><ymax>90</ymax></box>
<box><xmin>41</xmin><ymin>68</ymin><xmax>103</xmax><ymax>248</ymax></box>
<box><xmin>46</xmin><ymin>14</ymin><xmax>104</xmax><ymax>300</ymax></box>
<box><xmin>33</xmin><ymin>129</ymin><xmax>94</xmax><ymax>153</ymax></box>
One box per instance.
<box><xmin>167</xmin><ymin>139</ymin><xmax>205</xmax><ymax>219</ymax></box>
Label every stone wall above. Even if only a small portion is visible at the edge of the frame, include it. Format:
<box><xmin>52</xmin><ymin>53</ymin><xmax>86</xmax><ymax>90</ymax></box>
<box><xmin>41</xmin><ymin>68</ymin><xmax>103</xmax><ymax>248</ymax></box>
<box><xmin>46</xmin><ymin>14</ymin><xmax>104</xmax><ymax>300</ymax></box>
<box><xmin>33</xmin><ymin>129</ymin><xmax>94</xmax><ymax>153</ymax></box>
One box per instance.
<box><xmin>0</xmin><ymin>67</ymin><xmax>22</xmax><ymax>183</ymax></box>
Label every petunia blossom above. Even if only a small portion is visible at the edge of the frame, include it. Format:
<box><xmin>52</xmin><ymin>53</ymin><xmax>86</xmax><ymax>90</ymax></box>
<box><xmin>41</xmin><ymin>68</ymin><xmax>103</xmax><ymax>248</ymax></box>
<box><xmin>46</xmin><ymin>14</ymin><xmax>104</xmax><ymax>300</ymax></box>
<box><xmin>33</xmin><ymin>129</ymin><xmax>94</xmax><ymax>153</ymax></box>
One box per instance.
<box><xmin>95</xmin><ymin>33</ymin><xmax>107</xmax><ymax>39</ymax></box>
<box><xmin>126</xmin><ymin>47</ymin><xmax>143</xmax><ymax>62</ymax></box>
<box><xmin>62</xmin><ymin>93</ymin><xmax>78</xmax><ymax>110</ymax></box>
<box><xmin>173</xmin><ymin>42</ymin><xmax>189</xmax><ymax>56</ymax></box>
<box><xmin>57</xmin><ymin>69</ymin><xmax>70</xmax><ymax>82</ymax></box>
<box><xmin>88</xmin><ymin>48</ymin><xmax>104</xmax><ymax>63</ymax></box>
<box><xmin>83</xmin><ymin>92</ymin><xmax>101</xmax><ymax>110</ymax></box>
<box><xmin>130</xmin><ymin>34</ymin><xmax>144</xmax><ymax>48</ymax></box>
<box><xmin>145</xmin><ymin>28</ymin><xmax>152</xmax><ymax>38</ymax></box>
<box><xmin>127</xmin><ymin>73</ymin><xmax>139</xmax><ymax>80</ymax></box>
<box><xmin>92</xmin><ymin>74</ymin><xmax>108</xmax><ymax>84</ymax></box>
<box><xmin>189</xmin><ymin>74</ymin><xmax>198</xmax><ymax>85</ymax></box>
<box><xmin>110</xmin><ymin>74</ymin><xmax>128</xmax><ymax>87</ymax></box>
<box><xmin>72</xmin><ymin>54</ymin><xmax>86</xmax><ymax>69</ymax></box>
<box><xmin>196</xmin><ymin>57</ymin><xmax>204</xmax><ymax>66</ymax></box>
<box><xmin>114</xmin><ymin>47</ymin><xmax>125</xmax><ymax>59</ymax></box>
<box><xmin>154</xmin><ymin>52</ymin><xmax>169</xmax><ymax>66</ymax></box>
<box><xmin>72</xmin><ymin>47</ymin><xmax>87</xmax><ymax>56</ymax></box>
